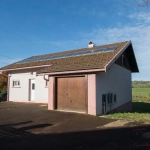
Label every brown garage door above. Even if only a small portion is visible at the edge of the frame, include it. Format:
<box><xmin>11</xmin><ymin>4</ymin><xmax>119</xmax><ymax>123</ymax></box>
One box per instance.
<box><xmin>57</xmin><ymin>76</ymin><xmax>87</xmax><ymax>113</ymax></box>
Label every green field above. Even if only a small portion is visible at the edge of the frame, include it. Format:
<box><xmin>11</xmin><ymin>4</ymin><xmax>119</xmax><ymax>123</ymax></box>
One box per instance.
<box><xmin>132</xmin><ymin>88</ymin><xmax>150</xmax><ymax>102</ymax></box>
<box><xmin>103</xmin><ymin>85</ymin><xmax>150</xmax><ymax>123</ymax></box>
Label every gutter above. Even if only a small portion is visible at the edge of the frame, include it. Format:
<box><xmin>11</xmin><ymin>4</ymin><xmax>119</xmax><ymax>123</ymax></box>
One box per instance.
<box><xmin>38</xmin><ymin>68</ymin><xmax>105</xmax><ymax>76</ymax></box>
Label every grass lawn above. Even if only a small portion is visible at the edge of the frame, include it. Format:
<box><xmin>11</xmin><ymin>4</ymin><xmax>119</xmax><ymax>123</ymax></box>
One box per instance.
<box><xmin>132</xmin><ymin>88</ymin><xmax>150</xmax><ymax>102</ymax></box>
<box><xmin>103</xmin><ymin>88</ymin><xmax>150</xmax><ymax>123</ymax></box>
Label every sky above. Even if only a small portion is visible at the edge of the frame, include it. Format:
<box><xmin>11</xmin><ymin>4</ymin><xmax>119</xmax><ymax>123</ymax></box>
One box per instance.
<box><xmin>0</xmin><ymin>0</ymin><xmax>150</xmax><ymax>81</ymax></box>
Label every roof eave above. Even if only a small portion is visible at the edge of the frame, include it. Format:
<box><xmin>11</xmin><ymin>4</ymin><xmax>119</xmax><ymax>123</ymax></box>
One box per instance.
<box><xmin>0</xmin><ymin>64</ymin><xmax>52</xmax><ymax>72</ymax></box>
<box><xmin>37</xmin><ymin>68</ymin><xmax>105</xmax><ymax>76</ymax></box>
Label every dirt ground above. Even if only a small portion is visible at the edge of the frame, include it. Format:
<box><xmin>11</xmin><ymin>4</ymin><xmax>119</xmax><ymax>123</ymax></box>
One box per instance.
<box><xmin>0</xmin><ymin>101</ymin><xmax>150</xmax><ymax>150</ymax></box>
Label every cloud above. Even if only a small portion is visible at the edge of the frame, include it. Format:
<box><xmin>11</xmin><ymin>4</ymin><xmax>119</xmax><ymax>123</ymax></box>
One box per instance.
<box><xmin>128</xmin><ymin>12</ymin><xmax>150</xmax><ymax>23</ymax></box>
<box><xmin>79</xmin><ymin>11</ymin><xmax>150</xmax><ymax>80</ymax></box>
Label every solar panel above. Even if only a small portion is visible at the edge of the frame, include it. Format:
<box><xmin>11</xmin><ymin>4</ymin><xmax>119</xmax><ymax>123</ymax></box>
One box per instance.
<box><xmin>104</xmin><ymin>46</ymin><xmax>117</xmax><ymax>52</ymax></box>
<box><xmin>17</xmin><ymin>46</ymin><xmax>118</xmax><ymax>64</ymax></box>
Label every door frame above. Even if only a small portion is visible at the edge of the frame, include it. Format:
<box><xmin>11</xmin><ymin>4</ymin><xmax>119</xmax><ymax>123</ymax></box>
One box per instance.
<box><xmin>29</xmin><ymin>79</ymin><xmax>35</xmax><ymax>101</ymax></box>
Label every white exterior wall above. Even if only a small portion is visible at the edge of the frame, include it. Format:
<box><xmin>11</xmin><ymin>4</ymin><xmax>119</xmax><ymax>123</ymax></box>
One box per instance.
<box><xmin>96</xmin><ymin>64</ymin><xmax>132</xmax><ymax>115</ymax></box>
<box><xmin>9</xmin><ymin>69</ymin><xmax>48</xmax><ymax>103</ymax></box>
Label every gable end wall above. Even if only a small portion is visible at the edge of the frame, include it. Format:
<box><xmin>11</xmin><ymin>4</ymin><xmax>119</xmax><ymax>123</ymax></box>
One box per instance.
<box><xmin>96</xmin><ymin>63</ymin><xmax>132</xmax><ymax>115</ymax></box>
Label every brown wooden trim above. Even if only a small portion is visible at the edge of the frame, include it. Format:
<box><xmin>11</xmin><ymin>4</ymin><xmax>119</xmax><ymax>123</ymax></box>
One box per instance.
<box><xmin>53</xmin><ymin>77</ymin><xmax>57</xmax><ymax>110</ymax></box>
<box><xmin>85</xmin><ymin>74</ymin><xmax>88</xmax><ymax>113</ymax></box>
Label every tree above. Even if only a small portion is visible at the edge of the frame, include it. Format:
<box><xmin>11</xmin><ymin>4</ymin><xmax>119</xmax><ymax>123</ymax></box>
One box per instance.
<box><xmin>0</xmin><ymin>72</ymin><xmax>8</xmax><ymax>91</ymax></box>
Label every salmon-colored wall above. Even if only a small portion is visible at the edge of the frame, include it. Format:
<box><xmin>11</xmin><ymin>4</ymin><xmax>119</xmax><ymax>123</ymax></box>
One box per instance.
<box><xmin>48</xmin><ymin>77</ymin><xmax>54</xmax><ymax>110</ymax></box>
<box><xmin>88</xmin><ymin>74</ymin><xmax>96</xmax><ymax>115</ymax></box>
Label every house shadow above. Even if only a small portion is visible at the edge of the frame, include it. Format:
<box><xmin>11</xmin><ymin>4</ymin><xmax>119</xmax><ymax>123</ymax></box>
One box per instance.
<box><xmin>132</xmin><ymin>102</ymin><xmax>150</xmax><ymax>113</ymax></box>
<box><xmin>0</xmin><ymin>121</ymin><xmax>53</xmax><ymax>139</ymax></box>
<box><xmin>0</xmin><ymin>121</ymin><xmax>150</xmax><ymax>150</ymax></box>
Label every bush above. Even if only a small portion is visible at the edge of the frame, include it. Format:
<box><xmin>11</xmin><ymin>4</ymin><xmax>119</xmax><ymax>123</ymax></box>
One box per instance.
<box><xmin>0</xmin><ymin>90</ymin><xmax>7</xmax><ymax>102</ymax></box>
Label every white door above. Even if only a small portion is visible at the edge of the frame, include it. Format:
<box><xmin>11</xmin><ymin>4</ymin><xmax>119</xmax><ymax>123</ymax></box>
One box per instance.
<box><xmin>30</xmin><ymin>79</ymin><xmax>35</xmax><ymax>101</ymax></box>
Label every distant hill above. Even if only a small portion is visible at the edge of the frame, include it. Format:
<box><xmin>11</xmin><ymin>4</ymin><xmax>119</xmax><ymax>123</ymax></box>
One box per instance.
<box><xmin>132</xmin><ymin>81</ymin><xmax>150</xmax><ymax>88</ymax></box>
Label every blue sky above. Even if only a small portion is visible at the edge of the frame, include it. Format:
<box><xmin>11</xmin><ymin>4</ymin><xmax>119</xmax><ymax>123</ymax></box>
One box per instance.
<box><xmin>0</xmin><ymin>0</ymin><xmax>150</xmax><ymax>80</ymax></box>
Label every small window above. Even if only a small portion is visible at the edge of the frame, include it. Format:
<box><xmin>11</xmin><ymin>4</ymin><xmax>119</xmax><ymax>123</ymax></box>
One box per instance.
<box><xmin>32</xmin><ymin>83</ymin><xmax>35</xmax><ymax>90</ymax></box>
<box><xmin>13</xmin><ymin>80</ymin><xmax>20</xmax><ymax>87</ymax></box>
<box><xmin>107</xmin><ymin>93</ymin><xmax>113</xmax><ymax>104</ymax></box>
<box><xmin>114</xmin><ymin>94</ymin><xmax>117</xmax><ymax>103</ymax></box>
<box><xmin>122</xmin><ymin>54</ymin><xmax>125</xmax><ymax>67</ymax></box>
<box><xmin>102</xmin><ymin>94</ymin><xmax>106</xmax><ymax>102</ymax></box>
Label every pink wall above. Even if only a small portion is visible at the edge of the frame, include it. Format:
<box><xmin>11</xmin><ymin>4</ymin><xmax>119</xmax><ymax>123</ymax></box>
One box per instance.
<box><xmin>88</xmin><ymin>74</ymin><xmax>96</xmax><ymax>115</ymax></box>
<box><xmin>48</xmin><ymin>77</ymin><xmax>54</xmax><ymax>110</ymax></box>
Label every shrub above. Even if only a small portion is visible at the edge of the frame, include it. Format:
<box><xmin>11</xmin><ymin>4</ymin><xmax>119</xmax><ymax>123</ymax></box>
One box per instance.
<box><xmin>0</xmin><ymin>90</ymin><xmax>7</xmax><ymax>101</ymax></box>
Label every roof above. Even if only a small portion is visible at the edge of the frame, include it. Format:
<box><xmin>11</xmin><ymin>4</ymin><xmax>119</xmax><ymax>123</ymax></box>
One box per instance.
<box><xmin>0</xmin><ymin>41</ymin><xmax>139</xmax><ymax>74</ymax></box>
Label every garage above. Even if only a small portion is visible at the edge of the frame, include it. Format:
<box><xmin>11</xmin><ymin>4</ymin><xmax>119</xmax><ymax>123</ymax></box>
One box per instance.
<box><xmin>56</xmin><ymin>76</ymin><xmax>87</xmax><ymax>113</ymax></box>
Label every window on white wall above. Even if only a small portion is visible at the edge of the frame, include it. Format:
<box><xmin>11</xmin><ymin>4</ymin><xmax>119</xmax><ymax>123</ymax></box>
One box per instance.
<box><xmin>107</xmin><ymin>93</ymin><xmax>113</xmax><ymax>104</ymax></box>
<box><xmin>114</xmin><ymin>94</ymin><xmax>117</xmax><ymax>103</ymax></box>
<box><xmin>13</xmin><ymin>80</ymin><xmax>20</xmax><ymax>87</ymax></box>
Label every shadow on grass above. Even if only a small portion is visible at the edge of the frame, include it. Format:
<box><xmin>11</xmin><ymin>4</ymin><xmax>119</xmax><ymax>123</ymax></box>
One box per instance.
<box><xmin>132</xmin><ymin>102</ymin><xmax>150</xmax><ymax>113</ymax></box>
<box><xmin>0</xmin><ymin>121</ymin><xmax>150</xmax><ymax>150</ymax></box>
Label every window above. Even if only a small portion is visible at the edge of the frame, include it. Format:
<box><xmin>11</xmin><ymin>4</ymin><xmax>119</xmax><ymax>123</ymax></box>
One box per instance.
<box><xmin>13</xmin><ymin>80</ymin><xmax>20</xmax><ymax>87</ymax></box>
<box><xmin>122</xmin><ymin>54</ymin><xmax>125</xmax><ymax>67</ymax></box>
<box><xmin>102</xmin><ymin>94</ymin><xmax>106</xmax><ymax>102</ymax></box>
<box><xmin>114</xmin><ymin>94</ymin><xmax>117</xmax><ymax>103</ymax></box>
<box><xmin>107</xmin><ymin>93</ymin><xmax>113</xmax><ymax>104</ymax></box>
<box><xmin>102</xmin><ymin>94</ymin><xmax>106</xmax><ymax>114</ymax></box>
<box><xmin>32</xmin><ymin>83</ymin><xmax>35</xmax><ymax>90</ymax></box>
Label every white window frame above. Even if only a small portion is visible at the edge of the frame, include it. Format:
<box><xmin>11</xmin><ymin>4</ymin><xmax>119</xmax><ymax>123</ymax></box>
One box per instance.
<box><xmin>12</xmin><ymin>80</ymin><xmax>20</xmax><ymax>88</ymax></box>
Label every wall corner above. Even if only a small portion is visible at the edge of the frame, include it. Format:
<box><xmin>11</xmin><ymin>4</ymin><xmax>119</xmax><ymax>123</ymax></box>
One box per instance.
<box><xmin>87</xmin><ymin>74</ymin><xmax>97</xmax><ymax>115</ymax></box>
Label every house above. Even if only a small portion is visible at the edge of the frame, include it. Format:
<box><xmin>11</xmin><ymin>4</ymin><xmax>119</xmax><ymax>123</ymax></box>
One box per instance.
<box><xmin>0</xmin><ymin>41</ymin><xmax>139</xmax><ymax>116</ymax></box>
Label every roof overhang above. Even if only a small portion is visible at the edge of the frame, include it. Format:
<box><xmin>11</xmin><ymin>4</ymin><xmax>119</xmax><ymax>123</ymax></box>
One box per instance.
<box><xmin>38</xmin><ymin>68</ymin><xmax>105</xmax><ymax>76</ymax></box>
<box><xmin>105</xmin><ymin>41</ymin><xmax>139</xmax><ymax>73</ymax></box>
<box><xmin>0</xmin><ymin>64</ymin><xmax>52</xmax><ymax>72</ymax></box>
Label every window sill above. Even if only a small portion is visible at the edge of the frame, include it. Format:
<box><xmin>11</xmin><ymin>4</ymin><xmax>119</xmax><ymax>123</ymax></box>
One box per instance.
<box><xmin>12</xmin><ymin>86</ymin><xmax>21</xmax><ymax>88</ymax></box>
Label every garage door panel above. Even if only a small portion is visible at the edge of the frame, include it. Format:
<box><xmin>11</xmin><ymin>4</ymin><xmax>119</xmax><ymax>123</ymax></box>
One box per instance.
<box><xmin>57</xmin><ymin>78</ymin><xmax>68</xmax><ymax>110</ymax></box>
<box><xmin>57</xmin><ymin>76</ymin><xmax>86</xmax><ymax>112</ymax></box>
<box><xmin>68</xmin><ymin>77</ymin><xmax>86</xmax><ymax>112</ymax></box>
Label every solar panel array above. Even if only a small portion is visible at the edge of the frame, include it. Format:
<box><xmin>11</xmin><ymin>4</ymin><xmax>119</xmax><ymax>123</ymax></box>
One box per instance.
<box><xmin>17</xmin><ymin>46</ymin><xmax>118</xmax><ymax>64</ymax></box>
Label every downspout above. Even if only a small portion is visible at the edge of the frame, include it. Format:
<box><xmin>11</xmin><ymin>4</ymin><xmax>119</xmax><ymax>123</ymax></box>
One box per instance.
<box><xmin>43</xmin><ymin>74</ymin><xmax>49</xmax><ymax>81</ymax></box>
